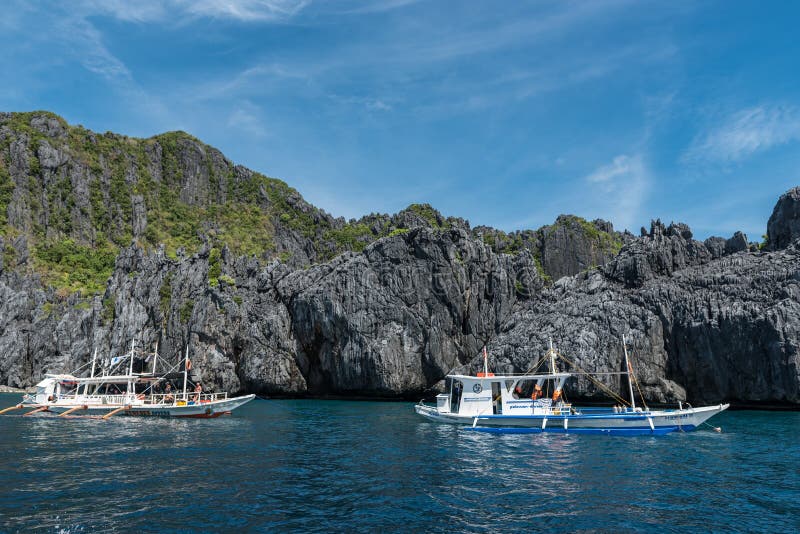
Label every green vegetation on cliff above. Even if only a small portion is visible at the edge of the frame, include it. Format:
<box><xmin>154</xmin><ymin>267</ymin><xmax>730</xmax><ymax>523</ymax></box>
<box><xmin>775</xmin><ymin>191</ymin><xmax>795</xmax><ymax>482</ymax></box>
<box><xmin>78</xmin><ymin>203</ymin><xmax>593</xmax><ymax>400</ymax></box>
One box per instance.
<box><xmin>33</xmin><ymin>239</ymin><xmax>116</xmax><ymax>296</ymax></box>
<box><xmin>551</xmin><ymin>215</ymin><xmax>623</xmax><ymax>255</ymax></box>
<box><xmin>0</xmin><ymin>111</ymin><xmax>626</xmax><ymax>298</ymax></box>
<box><xmin>0</xmin><ymin>113</ymin><xmax>332</xmax><ymax>294</ymax></box>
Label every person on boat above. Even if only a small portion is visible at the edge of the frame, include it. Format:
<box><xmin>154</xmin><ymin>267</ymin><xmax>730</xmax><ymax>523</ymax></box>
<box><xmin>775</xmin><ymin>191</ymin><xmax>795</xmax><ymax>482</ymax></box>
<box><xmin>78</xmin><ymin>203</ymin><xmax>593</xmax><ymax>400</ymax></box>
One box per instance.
<box><xmin>163</xmin><ymin>382</ymin><xmax>174</xmax><ymax>403</ymax></box>
<box><xmin>192</xmin><ymin>382</ymin><xmax>202</xmax><ymax>403</ymax></box>
<box><xmin>513</xmin><ymin>386</ymin><xmax>523</xmax><ymax>399</ymax></box>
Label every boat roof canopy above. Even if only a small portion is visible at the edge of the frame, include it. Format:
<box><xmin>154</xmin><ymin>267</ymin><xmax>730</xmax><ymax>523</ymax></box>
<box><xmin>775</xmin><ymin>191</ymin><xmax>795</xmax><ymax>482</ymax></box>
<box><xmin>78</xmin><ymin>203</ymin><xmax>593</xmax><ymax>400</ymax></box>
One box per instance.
<box><xmin>48</xmin><ymin>374</ymin><xmax>163</xmax><ymax>384</ymax></box>
<box><xmin>447</xmin><ymin>372</ymin><xmax>573</xmax><ymax>381</ymax></box>
<box><xmin>43</xmin><ymin>374</ymin><xmax>78</xmax><ymax>382</ymax></box>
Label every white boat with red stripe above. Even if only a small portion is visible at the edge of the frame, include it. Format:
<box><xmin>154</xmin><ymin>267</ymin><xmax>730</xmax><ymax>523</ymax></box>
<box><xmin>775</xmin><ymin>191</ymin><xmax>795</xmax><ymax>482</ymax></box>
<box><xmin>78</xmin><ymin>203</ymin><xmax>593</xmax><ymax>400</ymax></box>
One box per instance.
<box><xmin>3</xmin><ymin>340</ymin><xmax>255</xmax><ymax>419</ymax></box>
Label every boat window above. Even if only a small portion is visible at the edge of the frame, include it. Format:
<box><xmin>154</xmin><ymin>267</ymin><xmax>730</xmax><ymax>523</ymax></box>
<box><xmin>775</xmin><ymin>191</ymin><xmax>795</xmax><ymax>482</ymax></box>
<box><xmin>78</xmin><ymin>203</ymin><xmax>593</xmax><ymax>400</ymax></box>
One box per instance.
<box><xmin>511</xmin><ymin>380</ymin><xmax>543</xmax><ymax>399</ymax></box>
<box><xmin>492</xmin><ymin>382</ymin><xmax>502</xmax><ymax>414</ymax></box>
<box><xmin>450</xmin><ymin>380</ymin><xmax>463</xmax><ymax>413</ymax></box>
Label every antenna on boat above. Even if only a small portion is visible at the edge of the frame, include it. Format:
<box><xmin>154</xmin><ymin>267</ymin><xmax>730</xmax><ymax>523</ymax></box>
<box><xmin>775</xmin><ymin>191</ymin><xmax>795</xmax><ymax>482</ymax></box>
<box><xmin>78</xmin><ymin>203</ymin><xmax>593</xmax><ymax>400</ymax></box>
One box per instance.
<box><xmin>549</xmin><ymin>337</ymin><xmax>556</xmax><ymax>374</ymax></box>
<box><xmin>128</xmin><ymin>338</ymin><xmax>135</xmax><ymax>397</ymax></box>
<box><xmin>152</xmin><ymin>341</ymin><xmax>158</xmax><ymax>375</ymax></box>
<box><xmin>128</xmin><ymin>338</ymin><xmax>135</xmax><ymax>376</ymax></box>
<box><xmin>622</xmin><ymin>334</ymin><xmax>636</xmax><ymax>410</ymax></box>
<box><xmin>182</xmin><ymin>345</ymin><xmax>190</xmax><ymax>401</ymax></box>
<box><xmin>90</xmin><ymin>348</ymin><xmax>97</xmax><ymax>378</ymax></box>
<box><xmin>483</xmin><ymin>346</ymin><xmax>489</xmax><ymax>376</ymax></box>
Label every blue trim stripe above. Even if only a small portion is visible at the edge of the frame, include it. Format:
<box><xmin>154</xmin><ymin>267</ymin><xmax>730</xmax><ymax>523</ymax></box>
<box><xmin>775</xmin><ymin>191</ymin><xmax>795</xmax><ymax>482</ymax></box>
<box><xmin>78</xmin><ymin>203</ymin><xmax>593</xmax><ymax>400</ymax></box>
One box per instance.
<box><xmin>477</xmin><ymin>413</ymin><xmax>657</xmax><ymax>420</ymax></box>
<box><xmin>464</xmin><ymin>425</ymin><xmax>695</xmax><ymax>436</ymax></box>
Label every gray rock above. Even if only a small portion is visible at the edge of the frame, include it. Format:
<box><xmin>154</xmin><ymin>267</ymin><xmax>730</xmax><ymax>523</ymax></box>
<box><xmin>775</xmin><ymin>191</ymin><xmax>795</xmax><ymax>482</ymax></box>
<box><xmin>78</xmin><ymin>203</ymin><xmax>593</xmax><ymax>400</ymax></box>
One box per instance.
<box><xmin>704</xmin><ymin>237</ymin><xmax>726</xmax><ymax>259</ymax></box>
<box><xmin>725</xmin><ymin>231</ymin><xmax>749</xmax><ymax>255</ymax></box>
<box><xmin>0</xmin><ymin>111</ymin><xmax>799</xmax><ymax>407</ymax></box>
<box><xmin>494</xmin><ymin>233</ymin><xmax>800</xmax><ymax>404</ymax></box>
<box><xmin>767</xmin><ymin>186</ymin><xmax>800</xmax><ymax>250</ymax></box>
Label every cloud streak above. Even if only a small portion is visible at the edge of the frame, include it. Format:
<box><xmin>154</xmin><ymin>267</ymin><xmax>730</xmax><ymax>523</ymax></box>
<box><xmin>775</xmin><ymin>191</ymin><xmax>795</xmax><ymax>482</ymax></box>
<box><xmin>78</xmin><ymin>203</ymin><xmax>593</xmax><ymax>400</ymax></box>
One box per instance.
<box><xmin>684</xmin><ymin>104</ymin><xmax>800</xmax><ymax>164</ymax></box>
<box><xmin>77</xmin><ymin>0</ymin><xmax>310</xmax><ymax>23</ymax></box>
<box><xmin>583</xmin><ymin>154</ymin><xmax>649</xmax><ymax>231</ymax></box>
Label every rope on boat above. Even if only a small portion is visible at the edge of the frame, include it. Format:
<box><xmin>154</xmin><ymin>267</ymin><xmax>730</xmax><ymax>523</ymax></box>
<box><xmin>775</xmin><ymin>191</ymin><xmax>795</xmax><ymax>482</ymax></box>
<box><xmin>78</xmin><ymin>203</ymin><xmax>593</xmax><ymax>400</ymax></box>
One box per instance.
<box><xmin>551</xmin><ymin>351</ymin><xmax>631</xmax><ymax>407</ymax></box>
<box><xmin>626</xmin><ymin>352</ymin><xmax>649</xmax><ymax>411</ymax></box>
<box><xmin>701</xmin><ymin>421</ymin><xmax>723</xmax><ymax>432</ymax></box>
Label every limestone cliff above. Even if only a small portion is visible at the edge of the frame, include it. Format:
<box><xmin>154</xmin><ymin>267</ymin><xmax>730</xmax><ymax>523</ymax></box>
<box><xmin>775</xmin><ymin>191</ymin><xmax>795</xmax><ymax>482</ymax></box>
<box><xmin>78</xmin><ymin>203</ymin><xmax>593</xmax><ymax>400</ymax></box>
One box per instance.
<box><xmin>1</xmin><ymin>111</ymin><xmax>798</xmax><ymax>406</ymax></box>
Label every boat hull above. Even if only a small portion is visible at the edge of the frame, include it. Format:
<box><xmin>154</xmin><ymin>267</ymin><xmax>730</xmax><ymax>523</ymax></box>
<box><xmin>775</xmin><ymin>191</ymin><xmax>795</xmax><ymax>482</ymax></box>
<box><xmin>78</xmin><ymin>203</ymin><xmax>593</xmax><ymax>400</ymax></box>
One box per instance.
<box><xmin>415</xmin><ymin>403</ymin><xmax>728</xmax><ymax>435</ymax></box>
<box><xmin>24</xmin><ymin>394</ymin><xmax>256</xmax><ymax>418</ymax></box>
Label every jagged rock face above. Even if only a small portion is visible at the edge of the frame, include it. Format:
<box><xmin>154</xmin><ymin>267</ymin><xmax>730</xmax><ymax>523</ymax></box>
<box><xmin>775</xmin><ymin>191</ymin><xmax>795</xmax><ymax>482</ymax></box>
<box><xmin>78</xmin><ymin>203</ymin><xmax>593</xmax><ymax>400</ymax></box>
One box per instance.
<box><xmin>704</xmin><ymin>232</ymin><xmax>749</xmax><ymax>259</ymax></box>
<box><xmin>494</xmin><ymin>240</ymin><xmax>800</xmax><ymax>404</ymax></box>
<box><xmin>0</xmin><ymin>228</ymin><xmax>541</xmax><ymax>398</ymax></box>
<box><xmin>767</xmin><ymin>186</ymin><xmax>800</xmax><ymax>250</ymax></box>
<box><xmin>475</xmin><ymin>216</ymin><xmax>631</xmax><ymax>281</ymax></box>
<box><xmin>603</xmin><ymin>220</ymin><xmax>713</xmax><ymax>288</ymax></box>
<box><xmin>1</xmin><ymin>112</ymin><xmax>799</xmax><ymax>406</ymax></box>
<box><xmin>539</xmin><ymin>216</ymin><xmax>625</xmax><ymax>281</ymax></box>
<box><xmin>279</xmin><ymin>228</ymin><xmax>542</xmax><ymax>396</ymax></box>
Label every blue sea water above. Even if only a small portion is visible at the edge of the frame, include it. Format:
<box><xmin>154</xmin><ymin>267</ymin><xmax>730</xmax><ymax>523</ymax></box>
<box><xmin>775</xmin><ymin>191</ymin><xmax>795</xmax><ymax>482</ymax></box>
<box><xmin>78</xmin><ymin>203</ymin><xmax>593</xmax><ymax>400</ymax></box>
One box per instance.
<box><xmin>0</xmin><ymin>394</ymin><xmax>797</xmax><ymax>533</ymax></box>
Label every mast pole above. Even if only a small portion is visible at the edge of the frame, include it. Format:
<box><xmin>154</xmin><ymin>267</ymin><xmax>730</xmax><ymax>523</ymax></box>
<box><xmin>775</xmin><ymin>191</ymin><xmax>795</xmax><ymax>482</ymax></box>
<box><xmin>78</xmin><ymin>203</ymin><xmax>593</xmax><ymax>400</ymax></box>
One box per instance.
<box><xmin>90</xmin><ymin>348</ymin><xmax>97</xmax><ymax>378</ymax></box>
<box><xmin>183</xmin><ymin>345</ymin><xmax>189</xmax><ymax>401</ymax></box>
<box><xmin>128</xmin><ymin>338</ymin><xmax>135</xmax><ymax>375</ymax></box>
<box><xmin>623</xmin><ymin>334</ymin><xmax>636</xmax><ymax>411</ymax></box>
<box><xmin>128</xmin><ymin>338</ymin><xmax>135</xmax><ymax>396</ymax></box>
<box><xmin>152</xmin><ymin>341</ymin><xmax>158</xmax><ymax>375</ymax></box>
<box><xmin>483</xmin><ymin>346</ymin><xmax>488</xmax><ymax>376</ymax></box>
<box><xmin>549</xmin><ymin>337</ymin><xmax>556</xmax><ymax>374</ymax></box>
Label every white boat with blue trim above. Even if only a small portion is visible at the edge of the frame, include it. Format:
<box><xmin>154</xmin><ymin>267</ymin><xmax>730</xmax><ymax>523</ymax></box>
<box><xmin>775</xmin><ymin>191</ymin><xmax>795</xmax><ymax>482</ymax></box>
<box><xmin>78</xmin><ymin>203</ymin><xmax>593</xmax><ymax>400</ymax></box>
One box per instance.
<box><xmin>415</xmin><ymin>338</ymin><xmax>729</xmax><ymax>436</ymax></box>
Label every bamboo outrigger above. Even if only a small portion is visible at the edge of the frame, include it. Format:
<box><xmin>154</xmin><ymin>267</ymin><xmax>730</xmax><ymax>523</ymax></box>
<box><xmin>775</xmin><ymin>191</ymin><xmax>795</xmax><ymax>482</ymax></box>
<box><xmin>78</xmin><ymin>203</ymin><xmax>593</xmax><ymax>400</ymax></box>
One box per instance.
<box><xmin>5</xmin><ymin>340</ymin><xmax>254</xmax><ymax>419</ymax></box>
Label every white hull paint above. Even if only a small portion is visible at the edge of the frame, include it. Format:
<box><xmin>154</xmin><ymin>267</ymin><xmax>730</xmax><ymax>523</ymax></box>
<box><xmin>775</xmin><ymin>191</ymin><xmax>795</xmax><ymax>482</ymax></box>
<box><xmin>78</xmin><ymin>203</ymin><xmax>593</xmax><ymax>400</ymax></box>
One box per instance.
<box><xmin>27</xmin><ymin>394</ymin><xmax>256</xmax><ymax>418</ymax></box>
<box><xmin>415</xmin><ymin>403</ymin><xmax>729</xmax><ymax>433</ymax></box>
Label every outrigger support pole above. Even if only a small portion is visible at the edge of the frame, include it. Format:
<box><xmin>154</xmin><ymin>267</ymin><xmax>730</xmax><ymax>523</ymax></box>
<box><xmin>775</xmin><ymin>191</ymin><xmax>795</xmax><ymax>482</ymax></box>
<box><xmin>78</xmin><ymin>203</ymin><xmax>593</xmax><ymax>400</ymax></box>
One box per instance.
<box><xmin>0</xmin><ymin>404</ymin><xmax>24</xmax><ymax>415</ymax></box>
<box><xmin>59</xmin><ymin>405</ymin><xmax>88</xmax><ymax>417</ymax></box>
<box><xmin>622</xmin><ymin>334</ymin><xmax>636</xmax><ymax>411</ymax></box>
<box><xmin>102</xmin><ymin>405</ymin><xmax>130</xmax><ymax>420</ymax></box>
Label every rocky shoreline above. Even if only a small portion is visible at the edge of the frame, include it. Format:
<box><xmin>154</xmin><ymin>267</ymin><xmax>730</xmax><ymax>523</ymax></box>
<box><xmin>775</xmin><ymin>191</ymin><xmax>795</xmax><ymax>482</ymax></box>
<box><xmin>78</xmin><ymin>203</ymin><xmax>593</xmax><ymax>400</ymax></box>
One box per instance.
<box><xmin>0</xmin><ymin>385</ymin><xmax>31</xmax><ymax>393</ymax></box>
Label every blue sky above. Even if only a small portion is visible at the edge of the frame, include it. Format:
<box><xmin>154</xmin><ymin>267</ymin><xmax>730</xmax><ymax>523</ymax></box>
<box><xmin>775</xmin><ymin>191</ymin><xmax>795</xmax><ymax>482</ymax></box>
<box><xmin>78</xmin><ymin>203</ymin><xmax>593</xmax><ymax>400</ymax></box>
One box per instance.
<box><xmin>2</xmin><ymin>0</ymin><xmax>799</xmax><ymax>240</ymax></box>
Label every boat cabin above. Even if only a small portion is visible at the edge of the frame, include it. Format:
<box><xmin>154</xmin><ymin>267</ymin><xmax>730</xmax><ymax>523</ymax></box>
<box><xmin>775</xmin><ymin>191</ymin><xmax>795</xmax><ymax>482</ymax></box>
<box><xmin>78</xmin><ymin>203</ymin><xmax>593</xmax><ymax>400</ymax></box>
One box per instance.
<box><xmin>34</xmin><ymin>373</ymin><xmax>167</xmax><ymax>405</ymax></box>
<box><xmin>436</xmin><ymin>373</ymin><xmax>574</xmax><ymax>417</ymax></box>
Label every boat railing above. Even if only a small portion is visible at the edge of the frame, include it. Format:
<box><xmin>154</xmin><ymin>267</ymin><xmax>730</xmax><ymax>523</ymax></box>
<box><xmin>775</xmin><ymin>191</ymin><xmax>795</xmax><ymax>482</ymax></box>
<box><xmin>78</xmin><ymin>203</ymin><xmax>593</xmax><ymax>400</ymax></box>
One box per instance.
<box><xmin>54</xmin><ymin>392</ymin><xmax>228</xmax><ymax>405</ymax></box>
<box><xmin>147</xmin><ymin>392</ymin><xmax>228</xmax><ymax>405</ymax></box>
<box><xmin>548</xmin><ymin>403</ymin><xmax>573</xmax><ymax>415</ymax></box>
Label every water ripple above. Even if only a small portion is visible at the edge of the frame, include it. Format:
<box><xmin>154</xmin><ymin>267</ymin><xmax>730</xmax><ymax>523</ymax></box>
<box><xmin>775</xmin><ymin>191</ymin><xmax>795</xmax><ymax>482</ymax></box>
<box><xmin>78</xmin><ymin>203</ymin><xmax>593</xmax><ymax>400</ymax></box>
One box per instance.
<box><xmin>0</xmin><ymin>396</ymin><xmax>798</xmax><ymax>532</ymax></box>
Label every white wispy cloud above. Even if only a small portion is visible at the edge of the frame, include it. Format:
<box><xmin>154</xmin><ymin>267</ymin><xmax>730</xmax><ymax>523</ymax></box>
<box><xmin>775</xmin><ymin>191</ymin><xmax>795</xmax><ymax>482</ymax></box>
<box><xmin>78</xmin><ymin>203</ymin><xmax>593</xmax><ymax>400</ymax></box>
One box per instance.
<box><xmin>77</xmin><ymin>0</ymin><xmax>309</xmax><ymax>23</ymax></box>
<box><xmin>178</xmin><ymin>0</ymin><xmax>310</xmax><ymax>22</ymax></box>
<box><xmin>684</xmin><ymin>104</ymin><xmax>800</xmax><ymax>164</ymax></box>
<box><xmin>65</xmin><ymin>17</ymin><xmax>134</xmax><ymax>83</ymax></box>
<box><xmin>78</xmin><ymin>0</ymin><xmax>168</xmax><ymax>22</ymax></box>
<box><xmin>585</xmin><ymin>155</ymin><xmax>635</xmax><ymax>183</ymax></box>
<box><xmin>338</xmin><ymin>0</ymin><xmax>424</xmax><ymax>15</ymax></box>
<box><xmin>582</xmin><ymin>154</ymin><xmax>649</xmax><ymax>231</ymax></box>
<box><xmin>227</xmin><ymin>101</ymin><xmax>268</xmax><ymax>137</ymax></box>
